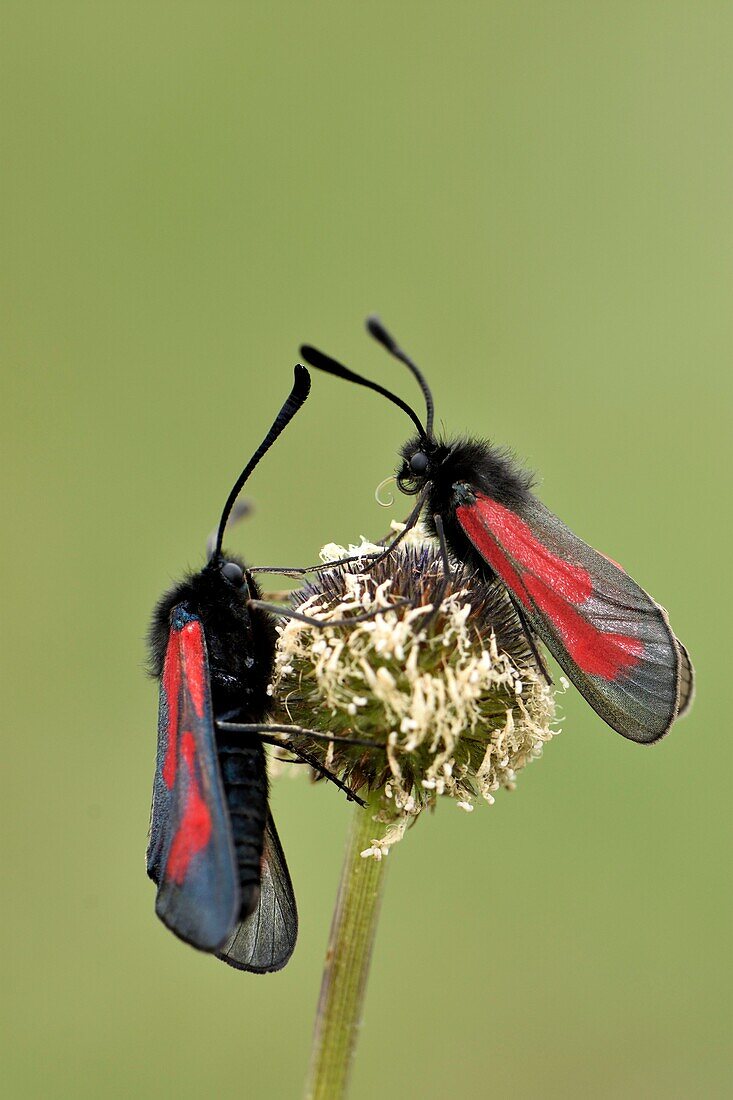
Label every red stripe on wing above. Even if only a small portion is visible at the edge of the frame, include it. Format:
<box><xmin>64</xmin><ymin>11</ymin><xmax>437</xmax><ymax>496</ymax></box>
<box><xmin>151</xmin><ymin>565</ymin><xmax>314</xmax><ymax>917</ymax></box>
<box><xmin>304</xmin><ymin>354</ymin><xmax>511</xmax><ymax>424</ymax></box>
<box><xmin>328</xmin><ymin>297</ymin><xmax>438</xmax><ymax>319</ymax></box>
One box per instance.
<box><xmin>457</xmin><ymin>505</ymin><xmax>530</xmax><ymax>605</ymax></box>
<box><xmin>469</xmin><ymin>498</ymin><xmax>593</xmax><ymax>603</ymax></box>
<box><xmin>457</xmin><ymin>498</ymin><xmax>644</xmax><ymax>681</ymax></box>
<box><xmin>180</xmin><ymin>620</ymin><xmax>207</xmax><ymax>717</ymax></box>
<box><xmin>522</xmin><ymin>573</ymin><xmax>643</xmax><ymax>679</ymax></box>
<box><xmin>165</xmin><ymin>731</ymin><xmax>213</xmax><ymax>885</ymax></box>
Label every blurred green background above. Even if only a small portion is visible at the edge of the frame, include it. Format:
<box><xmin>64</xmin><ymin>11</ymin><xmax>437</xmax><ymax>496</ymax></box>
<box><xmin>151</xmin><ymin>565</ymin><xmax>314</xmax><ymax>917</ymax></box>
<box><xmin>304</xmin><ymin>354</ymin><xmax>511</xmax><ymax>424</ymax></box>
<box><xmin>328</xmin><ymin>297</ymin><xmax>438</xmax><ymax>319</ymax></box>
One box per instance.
<box><xmin>2</xmin><ymin>3</ymin><xmax>730</xmax><ymax>1097</ymax></box>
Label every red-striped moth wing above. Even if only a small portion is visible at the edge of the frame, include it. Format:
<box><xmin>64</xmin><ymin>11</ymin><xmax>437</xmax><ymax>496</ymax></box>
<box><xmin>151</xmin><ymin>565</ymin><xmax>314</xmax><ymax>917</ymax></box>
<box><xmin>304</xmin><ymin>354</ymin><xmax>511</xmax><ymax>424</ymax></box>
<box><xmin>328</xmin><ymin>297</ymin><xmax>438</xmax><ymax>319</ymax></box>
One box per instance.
<box><xmin>147</xmin><ymin>606</ymin><xmax>239</xmax><ymax>951</ymax></box>
<box><xmin>456</xmin><ymin>491</ymin><xmax>692</xmax><ymax>743</ymax></box>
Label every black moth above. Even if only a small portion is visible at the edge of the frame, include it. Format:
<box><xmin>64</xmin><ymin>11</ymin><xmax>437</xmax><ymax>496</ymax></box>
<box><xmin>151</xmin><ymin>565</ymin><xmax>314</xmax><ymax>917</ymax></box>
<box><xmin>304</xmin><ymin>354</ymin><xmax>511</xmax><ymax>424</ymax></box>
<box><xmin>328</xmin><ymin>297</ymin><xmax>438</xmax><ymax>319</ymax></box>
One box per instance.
<box><xmin>146</xmin><ymin>365</ymin><xmax>362</xmax><ymax>972</ymax></box>
<box><xmin>301</xmin><ymin>318</ymin><xmax>694</xmax><ymax>744</ymax></box>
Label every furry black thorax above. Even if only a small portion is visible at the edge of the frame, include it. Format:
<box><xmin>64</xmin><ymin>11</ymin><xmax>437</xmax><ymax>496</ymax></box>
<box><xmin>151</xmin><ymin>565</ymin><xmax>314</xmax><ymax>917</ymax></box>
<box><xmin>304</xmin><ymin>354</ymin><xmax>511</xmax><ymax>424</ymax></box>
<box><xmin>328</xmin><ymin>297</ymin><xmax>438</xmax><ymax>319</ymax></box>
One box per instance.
<box><xmin>148</xmin><ymin>553</ymin><xmax>276</xmax><ymax>723</ymax></box>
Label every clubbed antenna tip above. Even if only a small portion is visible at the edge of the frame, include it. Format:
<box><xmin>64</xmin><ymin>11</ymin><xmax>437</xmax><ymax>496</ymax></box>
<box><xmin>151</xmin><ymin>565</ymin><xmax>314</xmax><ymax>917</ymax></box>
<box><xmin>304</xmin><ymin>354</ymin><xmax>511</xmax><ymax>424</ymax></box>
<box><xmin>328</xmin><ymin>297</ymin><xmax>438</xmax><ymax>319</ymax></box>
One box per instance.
<box><xmin>364</xmin><ymin>315</ymin><xmax>435</xmax><ymax>437</ymax></box>
<box><xmin>366</xmin><ymin>315</ymin><xmax>396</xmax><ymax>352</ymax></box>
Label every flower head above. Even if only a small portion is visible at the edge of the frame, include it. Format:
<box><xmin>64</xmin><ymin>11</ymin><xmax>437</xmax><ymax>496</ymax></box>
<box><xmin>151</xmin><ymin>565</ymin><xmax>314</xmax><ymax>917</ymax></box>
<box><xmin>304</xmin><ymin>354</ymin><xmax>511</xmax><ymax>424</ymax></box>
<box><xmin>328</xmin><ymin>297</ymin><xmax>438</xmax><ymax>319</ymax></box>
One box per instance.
<box><xmin>272</xmin><ymin>526</ymin><xmax>558</xmax><ymax>856</ymax></box>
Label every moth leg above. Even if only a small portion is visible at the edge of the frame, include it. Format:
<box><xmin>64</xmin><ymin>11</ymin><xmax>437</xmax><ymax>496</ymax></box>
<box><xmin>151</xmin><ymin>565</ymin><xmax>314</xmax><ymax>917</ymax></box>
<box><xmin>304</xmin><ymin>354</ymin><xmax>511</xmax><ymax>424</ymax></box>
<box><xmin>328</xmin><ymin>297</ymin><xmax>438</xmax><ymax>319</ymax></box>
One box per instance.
<box><xmin>373</xmin><ymin>506</ymin><xmax>423</xmax><ymax>549</ymax></box>
<box><xmin>248</xmin><ymin>489</ymin><xmax>428</xmax><ymax>579</ymax></box>
<box><xmin>254</xmin><ymin>495</ymin><xmax>427</xmax><ymax>621</ymax></box>
<box><xmin>216</xmin><ymin>721</ymin><xmax>377</xmax><ymax>751</ymax></box>
<box><xmin>248</xmin><ymin>598</ymin><xmax>413</xmax><ymax>629</ymax></box>
<box><xmin>504</xmin><ymin>590</ymin><xmax>554</xmax><ymax>685</ymax></box>
<box><xmin>248</xmin><ymin>555</ymin><xmax>379</xmax><ymax>578</ymax></box>
<box><xmin>418</xmin><ymin>513</ymin><xmax>453</xmax><ymax>631</ymax></box>
<box><xmin>215</xmin><ymin>722</ymin><xmax>369</xmax><ymax>805</ymax></box>
<box><xmin>266</xmin><ymin>739</ymin><xmax>367</xmax><ymax>806</ymax></box>
<box><xmin>358</xmin><ymin>490</ymin><xmax>428</xmax><ymax>571</ymax></box>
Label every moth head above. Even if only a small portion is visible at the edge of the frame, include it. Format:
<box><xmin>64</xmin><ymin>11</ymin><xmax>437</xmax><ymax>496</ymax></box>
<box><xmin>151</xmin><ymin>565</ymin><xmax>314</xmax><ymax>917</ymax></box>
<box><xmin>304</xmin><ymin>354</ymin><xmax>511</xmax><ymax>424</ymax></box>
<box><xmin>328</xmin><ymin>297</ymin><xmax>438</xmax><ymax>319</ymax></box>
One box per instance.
<box><xmin>396</xmin><ymin>436</ymin><xmax>440</xmax><ymax>495</ymax></box>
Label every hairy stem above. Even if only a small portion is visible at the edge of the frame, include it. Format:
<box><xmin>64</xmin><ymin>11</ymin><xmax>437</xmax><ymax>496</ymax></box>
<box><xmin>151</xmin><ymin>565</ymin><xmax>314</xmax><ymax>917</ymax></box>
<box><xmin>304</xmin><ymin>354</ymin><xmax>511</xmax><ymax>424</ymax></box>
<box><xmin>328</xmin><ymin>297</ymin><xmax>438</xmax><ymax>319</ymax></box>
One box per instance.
<box><xmin>304</xmin><ymin>793</ymin><xmax>388</xmax><ymax>1100</ymax></box>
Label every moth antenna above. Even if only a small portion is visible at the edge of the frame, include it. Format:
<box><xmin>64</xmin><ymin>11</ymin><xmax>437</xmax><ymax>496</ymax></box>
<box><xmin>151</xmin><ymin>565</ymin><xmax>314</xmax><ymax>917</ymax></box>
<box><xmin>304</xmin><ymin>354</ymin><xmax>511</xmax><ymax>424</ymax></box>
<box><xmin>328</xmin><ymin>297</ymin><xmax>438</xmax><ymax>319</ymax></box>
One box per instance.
<box><xmin>366</xmin><ymin>315</ymin><xmax>435</xmax><ymax>437</ymax></box>
<box><xmin>300</xmin><ymin>344</ymin><xmax>427</xmax><ymax>440</ymax></box>
<box><xmin>214</xmin><ymin>365</ymin><xmax>311</xmax><ymax>558</ymax></box>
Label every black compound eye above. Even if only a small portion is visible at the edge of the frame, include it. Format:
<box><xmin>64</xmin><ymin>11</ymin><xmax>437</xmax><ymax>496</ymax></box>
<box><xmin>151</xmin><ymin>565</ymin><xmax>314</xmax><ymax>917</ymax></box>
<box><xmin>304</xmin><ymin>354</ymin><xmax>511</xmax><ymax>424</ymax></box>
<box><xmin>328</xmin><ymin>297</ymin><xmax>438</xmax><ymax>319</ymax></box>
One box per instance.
<box><xmin>220</xmin><ymin>560</ymin><xmax>245</xmax><ymax>586</ymax></box>
<box><xmin>409</xmin><ymin>451</ymin><xmax>430</xmax><ymax>474</ymax></box>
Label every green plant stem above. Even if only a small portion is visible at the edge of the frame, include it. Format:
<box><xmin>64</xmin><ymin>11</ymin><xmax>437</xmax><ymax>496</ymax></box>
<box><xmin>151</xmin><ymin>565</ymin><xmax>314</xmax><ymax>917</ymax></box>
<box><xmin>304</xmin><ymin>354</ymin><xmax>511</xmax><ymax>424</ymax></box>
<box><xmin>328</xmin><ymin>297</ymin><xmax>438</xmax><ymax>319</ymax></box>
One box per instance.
<box><xmin>304</xmin><ymin>793</ymin><xmax>388</xmax><ymax>1100</ymax></box>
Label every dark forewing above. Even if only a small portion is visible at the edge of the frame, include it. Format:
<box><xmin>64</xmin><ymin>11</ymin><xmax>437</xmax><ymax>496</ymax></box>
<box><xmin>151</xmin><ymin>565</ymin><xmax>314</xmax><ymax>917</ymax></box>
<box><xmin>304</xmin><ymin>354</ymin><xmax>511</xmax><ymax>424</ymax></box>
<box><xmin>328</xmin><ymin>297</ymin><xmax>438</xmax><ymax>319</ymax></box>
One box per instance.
<box><xmin>147</xmin><ymin>607</ymin><xmax>240</xmax><ymax>951</ymax></box>
<box><xmin>456</xmin><ymin>492</ymin><xmax>693</xmax><ymax>743</ymax></box>
<box><xmin>218</xmin><ymin>812</ymin><xmax>298</xmax><ymax>973</ymax></box>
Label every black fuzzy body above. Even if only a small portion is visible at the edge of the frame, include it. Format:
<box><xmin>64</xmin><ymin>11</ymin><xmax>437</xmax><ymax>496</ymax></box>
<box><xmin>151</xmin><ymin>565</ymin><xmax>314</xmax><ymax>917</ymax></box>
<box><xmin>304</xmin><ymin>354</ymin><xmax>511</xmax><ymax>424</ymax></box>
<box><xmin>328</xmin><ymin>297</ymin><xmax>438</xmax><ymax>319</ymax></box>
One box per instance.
<box><xmin>398</xmin><ymin>434</ymin><xmax>535</xmax><ymax>582</ymax></box>
<box><xmin>148</xmin><ymin>554</ymin><xmax>277</xmax><ymax>918</ymax></box>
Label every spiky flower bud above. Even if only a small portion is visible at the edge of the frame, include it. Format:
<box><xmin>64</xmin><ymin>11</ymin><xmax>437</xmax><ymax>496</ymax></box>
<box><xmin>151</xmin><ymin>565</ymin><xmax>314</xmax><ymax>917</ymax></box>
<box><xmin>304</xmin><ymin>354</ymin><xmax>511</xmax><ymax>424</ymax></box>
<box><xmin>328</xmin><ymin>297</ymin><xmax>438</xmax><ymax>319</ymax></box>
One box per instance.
<box><xmin>272</xmin><ymin>526</ymin><xmax>558</xmax><ymax>856</ymax></box>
